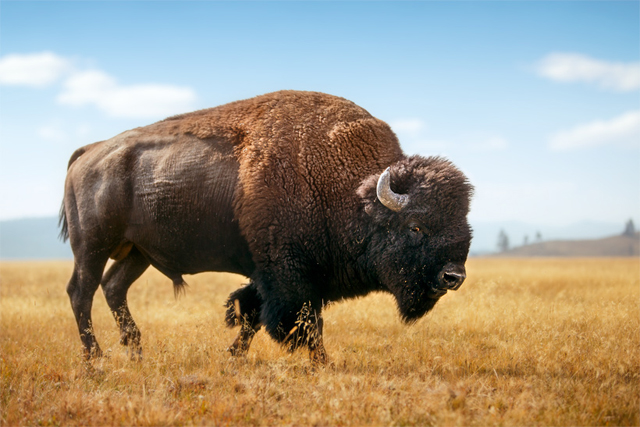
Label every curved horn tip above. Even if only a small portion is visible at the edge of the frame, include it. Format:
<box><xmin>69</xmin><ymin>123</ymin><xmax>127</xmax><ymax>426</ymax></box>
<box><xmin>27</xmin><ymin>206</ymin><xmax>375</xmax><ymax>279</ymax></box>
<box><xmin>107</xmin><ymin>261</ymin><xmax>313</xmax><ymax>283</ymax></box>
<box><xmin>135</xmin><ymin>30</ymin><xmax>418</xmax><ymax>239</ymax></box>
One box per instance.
<box><xmin>376</xmin><ymin>167</ymin><xmax>409</xmax><ymax>212</ymax></box>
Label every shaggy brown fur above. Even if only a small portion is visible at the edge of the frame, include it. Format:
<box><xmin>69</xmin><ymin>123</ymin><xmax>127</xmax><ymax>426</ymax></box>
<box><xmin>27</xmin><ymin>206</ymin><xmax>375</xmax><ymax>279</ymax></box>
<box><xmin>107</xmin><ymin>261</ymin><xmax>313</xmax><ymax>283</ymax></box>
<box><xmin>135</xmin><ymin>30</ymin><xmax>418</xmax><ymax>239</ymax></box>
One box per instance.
<box><xmin>159</xmin><ymin>91</ymin><xmax>404</xmax><ymax>264</ymax></box>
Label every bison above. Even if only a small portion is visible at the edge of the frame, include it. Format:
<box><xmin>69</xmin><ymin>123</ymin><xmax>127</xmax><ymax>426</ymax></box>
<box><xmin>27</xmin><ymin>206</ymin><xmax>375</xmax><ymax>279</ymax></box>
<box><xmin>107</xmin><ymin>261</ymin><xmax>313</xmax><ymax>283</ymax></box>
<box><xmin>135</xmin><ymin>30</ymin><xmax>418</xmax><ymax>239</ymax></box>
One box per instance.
<box><xmin>60</xmin><ymin>90</ymin><xmax>473</xmax><ymax>364</ymax></box>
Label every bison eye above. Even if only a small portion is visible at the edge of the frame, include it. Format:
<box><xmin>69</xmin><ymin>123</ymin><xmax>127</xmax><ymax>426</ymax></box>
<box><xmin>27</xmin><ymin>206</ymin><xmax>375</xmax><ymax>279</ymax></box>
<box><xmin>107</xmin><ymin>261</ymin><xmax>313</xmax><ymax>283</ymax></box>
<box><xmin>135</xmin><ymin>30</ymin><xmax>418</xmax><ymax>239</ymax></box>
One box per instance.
<box><xmin>408</xmin><ymin>222</ymin><xmax>424</xmax><ymax>235</ymax></box>
<box><xmin>407</xmin><ymin>221</ymin><xmax>429</xmax><ymax>240</ymax></box>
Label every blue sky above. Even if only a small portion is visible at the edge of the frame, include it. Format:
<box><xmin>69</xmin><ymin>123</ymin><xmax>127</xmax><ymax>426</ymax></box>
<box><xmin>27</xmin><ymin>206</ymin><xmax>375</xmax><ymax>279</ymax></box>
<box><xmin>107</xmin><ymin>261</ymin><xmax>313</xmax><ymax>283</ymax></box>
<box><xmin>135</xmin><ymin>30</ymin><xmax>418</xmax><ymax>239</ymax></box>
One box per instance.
<box><xmin>1</xmin><ymin>1</ymin><xmax>639</xmax><ymax>234</ymax></box>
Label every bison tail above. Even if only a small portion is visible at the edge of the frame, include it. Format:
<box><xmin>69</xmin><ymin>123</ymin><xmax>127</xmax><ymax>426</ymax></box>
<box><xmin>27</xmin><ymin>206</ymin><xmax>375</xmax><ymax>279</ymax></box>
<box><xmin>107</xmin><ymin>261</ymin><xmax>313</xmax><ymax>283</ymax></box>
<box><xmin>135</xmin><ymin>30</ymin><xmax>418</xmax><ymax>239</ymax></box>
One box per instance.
<box><xmin>173</xmin><ymin>278</ymin><xmax>188</xmax><ymax>299</ymax></box>
<box><xmin>58</xmin><ymin>201</ymin><xmax>69</xmax><ymax>242</ymax></box>
<box><xmin>59</xmin><ymin>145</ymin><xmax>89</xmax><ymax>243</ymax></box>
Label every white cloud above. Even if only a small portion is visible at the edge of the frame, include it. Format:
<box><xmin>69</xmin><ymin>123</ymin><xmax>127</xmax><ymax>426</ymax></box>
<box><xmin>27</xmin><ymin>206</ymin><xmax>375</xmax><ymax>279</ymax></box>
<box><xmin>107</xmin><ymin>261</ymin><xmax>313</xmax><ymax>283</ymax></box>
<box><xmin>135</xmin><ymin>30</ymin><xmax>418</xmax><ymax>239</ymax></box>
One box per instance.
<box><xmin>389</xmin><ymin>118</ymin><xmax>425</xmax><ymax>134</ymax></box>
<box><xmin>0</xmin><ymin>52</ymin><xmax>71</xmax><ymax>87</ymax></box>
<box><xmin>1</xmin><ymin>51</ymin><xmax>197</xmax><ymax>119</ymax></box>
<box><xmin>549</xmin><ymin>110</ymin><xmax>640</xmax><ymax>151</ymax></box>
<box><xmin>57</xmin><ymin>70</ymin><xmax>197</xmax><ymax>119</ymax></box>
<box><xmin>536</xmin><ymin>53</ymin><xmax>640</xmax><ymax>92</ymax></box>
<box><xmin>389</xmin><ymin>118</ymin><xmax>448</xmax><ymax>153</ymax></box>
<box><xmin>391</xmin><ymin>118</ymin><xmax>509</xmax><ymax>155</ymax></box>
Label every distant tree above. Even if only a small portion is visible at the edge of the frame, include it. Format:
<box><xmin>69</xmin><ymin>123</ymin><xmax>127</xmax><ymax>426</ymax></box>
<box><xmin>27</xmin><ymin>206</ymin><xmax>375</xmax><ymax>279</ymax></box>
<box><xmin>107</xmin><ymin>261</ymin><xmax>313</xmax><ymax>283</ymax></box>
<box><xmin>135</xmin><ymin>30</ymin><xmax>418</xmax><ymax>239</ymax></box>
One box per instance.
<box><xmin>535</xmin><ymin>231</ymin><xmax>542</xmax><ymax>242</ymax></box>
<box><xmin>523</xmin><ymin>235</ymin><xmax>529</xmax><ymax>246</ymax></box>
<box><xmin>623</xmin><ymin>219</ymin><xmax>636</xmax><ymax>237</ymax></box>
<box><xmin>497</xmin><ymin>229</ymin><xmax>510</xmax><ymax>252</ymax></box>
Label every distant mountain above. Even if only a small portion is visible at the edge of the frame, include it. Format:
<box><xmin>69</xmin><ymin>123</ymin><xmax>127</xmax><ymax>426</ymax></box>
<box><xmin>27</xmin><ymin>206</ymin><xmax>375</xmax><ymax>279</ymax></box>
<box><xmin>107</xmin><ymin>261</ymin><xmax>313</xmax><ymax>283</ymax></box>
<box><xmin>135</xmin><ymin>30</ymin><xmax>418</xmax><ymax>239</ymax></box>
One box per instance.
<box><xmin>0</xmin><ymin>217</ymin><xmax>72</xmax><ymax>259</ymax></box>
<box><xmin>496</xmin><ymin>232</ymin><xmax>639</xmax><ymax>257</ymax></box>
<box><xmin>468</xmin><ymin>220</ymin><xmax>630</xmax><ymax>255</ymax></box>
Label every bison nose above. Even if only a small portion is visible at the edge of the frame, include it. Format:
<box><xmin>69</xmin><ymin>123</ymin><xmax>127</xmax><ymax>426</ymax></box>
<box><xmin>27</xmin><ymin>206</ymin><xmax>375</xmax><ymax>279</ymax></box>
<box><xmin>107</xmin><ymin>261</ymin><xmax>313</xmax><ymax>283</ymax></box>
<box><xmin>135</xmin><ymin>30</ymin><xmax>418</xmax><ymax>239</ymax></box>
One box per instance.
<box><xmin>438</xmin><ymin>263</ymin><xmax>466</xmax><ymax>290</ymax></box>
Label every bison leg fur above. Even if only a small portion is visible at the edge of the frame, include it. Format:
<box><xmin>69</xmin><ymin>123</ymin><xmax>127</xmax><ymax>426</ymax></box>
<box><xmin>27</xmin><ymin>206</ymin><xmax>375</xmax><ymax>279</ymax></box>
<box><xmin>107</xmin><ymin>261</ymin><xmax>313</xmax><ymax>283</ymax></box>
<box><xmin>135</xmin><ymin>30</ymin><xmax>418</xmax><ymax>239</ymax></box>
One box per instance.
<box><xmin>225</xmin><ymin>283</ymin><xmax>263</xmax><ymax>356</ymax></box>
<box><xmin>308</xmin><ymin>314</ymin><xmax>329</xmax><ymax>366</ymax></box>
<box><xmin>101</xmin><ymin>246</ymin><xmax>150</xmax><ymax>361</ymax></box>
<box><xmin>261</xmin><ymin>293</ymin><xmax>329</xmax><ymax>365</ymax></box>
<box><xmin>67</xmin><ymin>255</ymin><xmax>110</xmax><ymax>360</ymax></box>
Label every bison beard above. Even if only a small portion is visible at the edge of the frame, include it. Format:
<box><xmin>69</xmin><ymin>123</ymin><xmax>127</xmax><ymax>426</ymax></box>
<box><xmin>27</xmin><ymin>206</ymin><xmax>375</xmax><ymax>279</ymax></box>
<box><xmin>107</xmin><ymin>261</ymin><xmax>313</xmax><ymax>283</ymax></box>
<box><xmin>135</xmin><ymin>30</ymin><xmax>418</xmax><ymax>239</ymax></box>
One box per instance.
<box><xmin>60</xmin><ymin>90</ymin><xmax>473</xmax><ymax>364</ymax></box>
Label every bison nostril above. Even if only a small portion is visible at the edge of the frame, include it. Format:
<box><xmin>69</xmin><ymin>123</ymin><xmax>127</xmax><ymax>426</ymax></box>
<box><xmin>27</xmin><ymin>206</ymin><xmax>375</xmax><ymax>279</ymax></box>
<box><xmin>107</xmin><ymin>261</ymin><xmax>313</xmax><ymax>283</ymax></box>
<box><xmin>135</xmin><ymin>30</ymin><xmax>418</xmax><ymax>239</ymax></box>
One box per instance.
<box><xmin>440</xmin><ymin>268</ymin><xmax>466</xmax><ymax>290</ymax></box>
<box><xmin>444</xmin><ymin>272</ymin><xmax>462</xmax><ymax>284</ymax></box>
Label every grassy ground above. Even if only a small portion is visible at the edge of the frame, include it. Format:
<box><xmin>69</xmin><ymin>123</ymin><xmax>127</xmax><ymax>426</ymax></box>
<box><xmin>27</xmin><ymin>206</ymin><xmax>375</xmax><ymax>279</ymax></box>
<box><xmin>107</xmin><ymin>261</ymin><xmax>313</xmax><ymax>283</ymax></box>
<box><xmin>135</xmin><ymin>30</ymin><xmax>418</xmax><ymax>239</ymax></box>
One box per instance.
<box><xmin>1</xmin><ymin>258</ymin><xmax>638</xmax><ymax>426</ymax></box>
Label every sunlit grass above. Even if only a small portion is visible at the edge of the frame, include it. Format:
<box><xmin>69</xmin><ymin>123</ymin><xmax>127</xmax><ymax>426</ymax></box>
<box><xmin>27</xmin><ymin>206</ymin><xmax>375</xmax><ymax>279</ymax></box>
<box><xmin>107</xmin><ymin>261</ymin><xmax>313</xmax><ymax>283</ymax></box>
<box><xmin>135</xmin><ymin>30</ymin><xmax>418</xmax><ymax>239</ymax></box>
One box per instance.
<box><xmin>1</xmin><ymin>258</ymin><xmax>638</xmax><ymax>426</ymax></box>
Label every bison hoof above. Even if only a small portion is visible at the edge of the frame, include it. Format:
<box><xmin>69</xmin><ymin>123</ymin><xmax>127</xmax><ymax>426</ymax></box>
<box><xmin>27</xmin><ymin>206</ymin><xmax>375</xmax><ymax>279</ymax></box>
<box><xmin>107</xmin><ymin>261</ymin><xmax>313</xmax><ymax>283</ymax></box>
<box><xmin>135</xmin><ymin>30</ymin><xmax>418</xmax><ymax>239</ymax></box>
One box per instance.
<box><xmin>227</xmin><ymin>344</ymin><xmax>247</xmax><ymax>357</ymax></box>
<box><xmin>310</xmin><ymin>347</ymin><xmax>329</xmax><ymax>366</ymax></box>
<box><xmin>127</xmin><ymin>346</ymin><xmax>143</xmax><ymax>362</ymax></box>
<box><xmin>84</xmin><ymin>344</ymin><xmax>103</xmax><ymax>360</ymax></box>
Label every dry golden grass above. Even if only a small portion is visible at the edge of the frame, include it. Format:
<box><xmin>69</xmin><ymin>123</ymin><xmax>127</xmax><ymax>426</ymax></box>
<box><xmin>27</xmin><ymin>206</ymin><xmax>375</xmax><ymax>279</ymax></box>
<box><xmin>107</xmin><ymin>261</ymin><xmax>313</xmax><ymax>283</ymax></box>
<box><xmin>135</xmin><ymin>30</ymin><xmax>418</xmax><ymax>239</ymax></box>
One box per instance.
<box><xmin>1</xmin><ymin>258</ymin><xmax>638</xmax><ymax>426</ymax></box>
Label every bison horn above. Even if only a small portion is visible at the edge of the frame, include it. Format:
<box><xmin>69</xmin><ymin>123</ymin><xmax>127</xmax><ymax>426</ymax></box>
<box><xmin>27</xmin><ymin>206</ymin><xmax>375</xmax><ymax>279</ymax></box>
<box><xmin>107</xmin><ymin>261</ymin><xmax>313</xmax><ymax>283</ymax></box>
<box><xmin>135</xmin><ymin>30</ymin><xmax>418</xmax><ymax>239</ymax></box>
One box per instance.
<box><xmin>376</xmin><ymin>167</ymin><xmax>409</xmax><ymax>212</ymax></box>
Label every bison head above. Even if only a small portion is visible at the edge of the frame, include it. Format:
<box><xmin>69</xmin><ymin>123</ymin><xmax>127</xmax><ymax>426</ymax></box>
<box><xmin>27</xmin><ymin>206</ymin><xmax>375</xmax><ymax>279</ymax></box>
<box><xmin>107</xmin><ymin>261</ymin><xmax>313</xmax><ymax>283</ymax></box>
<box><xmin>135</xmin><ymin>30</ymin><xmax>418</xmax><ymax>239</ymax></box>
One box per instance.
<box><xmin>357</xmin><ymin>156</ymin><xmax>473</xmax><ymax>322</ymax></box>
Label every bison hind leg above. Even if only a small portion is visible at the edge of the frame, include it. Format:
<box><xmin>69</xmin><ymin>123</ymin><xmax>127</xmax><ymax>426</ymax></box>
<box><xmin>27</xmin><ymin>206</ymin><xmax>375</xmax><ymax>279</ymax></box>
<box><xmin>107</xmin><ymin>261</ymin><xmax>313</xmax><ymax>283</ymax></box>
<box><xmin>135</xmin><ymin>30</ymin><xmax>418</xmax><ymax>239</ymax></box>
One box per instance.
<box><xmin>225</xmin><ymin>283</ymin><xmax>263</xmax><ymax>356</ymax></box>
<box><xmin>67</xmin><ymin>254</ymin><xmax>111</xmax><ymax>360</ymax></box>
<box><xmin>101</xmin><ymin>246</ymin><xmax>150</xmax><ymax>360</ymax></box>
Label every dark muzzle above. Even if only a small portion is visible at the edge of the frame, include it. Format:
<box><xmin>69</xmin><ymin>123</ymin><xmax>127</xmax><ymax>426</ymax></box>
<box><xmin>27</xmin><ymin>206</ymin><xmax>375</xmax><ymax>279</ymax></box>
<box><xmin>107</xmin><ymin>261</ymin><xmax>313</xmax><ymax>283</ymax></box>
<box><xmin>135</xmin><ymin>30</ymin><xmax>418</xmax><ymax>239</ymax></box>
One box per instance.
<box><xmin>437</xmin><ymin>263</ymin><xmax>466</xmax><ymax>290</ymax></box>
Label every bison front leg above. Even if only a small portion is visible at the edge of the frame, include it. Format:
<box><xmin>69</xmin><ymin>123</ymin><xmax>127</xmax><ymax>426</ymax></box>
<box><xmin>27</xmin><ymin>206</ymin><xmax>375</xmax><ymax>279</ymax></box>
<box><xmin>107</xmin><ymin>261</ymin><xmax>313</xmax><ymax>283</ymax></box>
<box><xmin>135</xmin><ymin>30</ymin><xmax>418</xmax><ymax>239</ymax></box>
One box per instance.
<box><xmin>307</xmin><ymin>314</ymin><xmax>328</xmax><ymax>365</ymax></box>
<box><xmin>262</xmin><ymin>294</ymin><xmax>329</xmax><ymax>365</ymax></box>
<box><xmin>225</xmin><ymin>283</ymin><xmax>263</xmax><ymax>356</ymax></box>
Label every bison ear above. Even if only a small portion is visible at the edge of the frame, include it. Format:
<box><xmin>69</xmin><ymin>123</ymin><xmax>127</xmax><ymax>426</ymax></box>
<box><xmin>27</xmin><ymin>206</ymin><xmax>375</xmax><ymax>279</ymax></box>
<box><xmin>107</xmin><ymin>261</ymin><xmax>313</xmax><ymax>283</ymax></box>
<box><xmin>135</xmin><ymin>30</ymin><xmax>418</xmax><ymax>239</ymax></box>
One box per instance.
<box><xmin>356</xmin><ymin>174</ymin><xmax>379</xmax><ymax>216</ymax></box>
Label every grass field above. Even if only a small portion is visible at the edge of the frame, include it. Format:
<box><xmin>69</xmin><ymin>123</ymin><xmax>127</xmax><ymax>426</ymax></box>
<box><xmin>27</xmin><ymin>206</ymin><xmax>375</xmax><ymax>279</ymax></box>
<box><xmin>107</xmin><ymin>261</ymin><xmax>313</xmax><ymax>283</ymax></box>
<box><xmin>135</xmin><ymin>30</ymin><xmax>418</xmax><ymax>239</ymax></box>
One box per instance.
<box><xmin>1</xmin><ymin>258</ymin><xmax>638</xmax><ymax>426</ymax></box>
